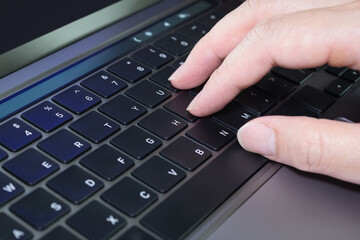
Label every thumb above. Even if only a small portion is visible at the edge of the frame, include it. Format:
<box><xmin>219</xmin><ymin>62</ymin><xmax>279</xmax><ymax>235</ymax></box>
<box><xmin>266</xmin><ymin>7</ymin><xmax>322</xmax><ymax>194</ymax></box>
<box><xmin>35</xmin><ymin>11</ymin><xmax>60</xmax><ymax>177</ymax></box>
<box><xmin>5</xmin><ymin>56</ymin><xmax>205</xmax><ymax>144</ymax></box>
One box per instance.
<box><xmin>238</xmin><ymin>116</ymin><xmax>360</xmax><ymax>184</ymax></box>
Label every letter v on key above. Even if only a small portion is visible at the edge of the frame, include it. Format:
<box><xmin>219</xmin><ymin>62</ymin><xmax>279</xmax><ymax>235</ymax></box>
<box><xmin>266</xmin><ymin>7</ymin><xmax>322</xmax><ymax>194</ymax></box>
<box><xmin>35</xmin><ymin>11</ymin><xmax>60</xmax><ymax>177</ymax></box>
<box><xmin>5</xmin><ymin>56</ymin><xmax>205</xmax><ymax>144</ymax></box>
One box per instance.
<box><xmin>168</xmin><ymin>169</ymin><xmax>177</xmax><ymax>176</ymax></box>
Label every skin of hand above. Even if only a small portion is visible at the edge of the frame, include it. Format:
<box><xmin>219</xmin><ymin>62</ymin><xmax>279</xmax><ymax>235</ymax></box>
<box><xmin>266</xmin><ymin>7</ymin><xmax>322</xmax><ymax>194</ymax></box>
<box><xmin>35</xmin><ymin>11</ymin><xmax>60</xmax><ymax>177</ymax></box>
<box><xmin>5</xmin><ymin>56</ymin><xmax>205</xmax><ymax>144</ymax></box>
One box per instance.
<box><xmin>169</xmin><ymin>0</ymin><xmax>360</xmax><ymax>184</ymax></box>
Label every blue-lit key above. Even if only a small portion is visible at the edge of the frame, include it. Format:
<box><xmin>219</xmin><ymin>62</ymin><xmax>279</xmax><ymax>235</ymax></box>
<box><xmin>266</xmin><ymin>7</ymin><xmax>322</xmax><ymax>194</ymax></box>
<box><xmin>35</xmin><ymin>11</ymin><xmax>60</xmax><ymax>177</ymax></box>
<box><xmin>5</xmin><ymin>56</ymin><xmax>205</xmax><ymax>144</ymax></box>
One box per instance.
<box><xmin>0</xmin><ymin>172</ymin><xmax>24</xmax><ymax>206</ymax></box>
<box><xmin>53</xmin><ymin>86</ymin><xmax>101</xmax><ymax>114</ymax></box>
<box><xmin>22</xmin><ymin>101</ymin><xmax>72</xmax><ymax>132</ymax></box>
<box><xmin>0</xmin><ymin>148</ymin><xmax>7</xmax><ymax>162</ymax></box>
<box><xmin>3</xmin><ymin>148</ymin><xmax>59</xmax><ymax>185</ymax></box>
<box><xmin>38</xmin><ymin>129</ymin><xmax>91</xmax><ymax>163</ymax></box>
<box><xmin>0</xmin><ymin>118</ymin><xmax>42</xmax><ymax>152</ymax></box>
<box><xmin>81</xmin><ymin>71</ymin><xmax>127</xmax><ymax>98</ymax></box>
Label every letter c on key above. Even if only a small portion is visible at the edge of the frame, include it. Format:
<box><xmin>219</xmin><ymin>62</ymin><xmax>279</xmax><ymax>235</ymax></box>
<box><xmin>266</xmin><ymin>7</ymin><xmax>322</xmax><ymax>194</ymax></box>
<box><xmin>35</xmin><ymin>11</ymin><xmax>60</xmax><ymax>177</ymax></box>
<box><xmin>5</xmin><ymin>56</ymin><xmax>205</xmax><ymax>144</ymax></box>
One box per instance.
<box><xmin>140</xmin><ymin>191</ymin><xmax>150</xmax><ymax>199</ymax></box>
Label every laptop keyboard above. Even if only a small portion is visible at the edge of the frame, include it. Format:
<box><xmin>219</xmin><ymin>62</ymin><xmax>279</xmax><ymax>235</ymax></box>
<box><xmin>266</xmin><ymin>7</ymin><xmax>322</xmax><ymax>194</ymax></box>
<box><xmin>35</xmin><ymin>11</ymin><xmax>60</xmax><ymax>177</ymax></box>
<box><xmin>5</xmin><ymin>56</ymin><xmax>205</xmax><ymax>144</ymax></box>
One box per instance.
<box><xmin>1</xmin><ymin>0</ymin><xmax>359</xmax><ymax>239</ymax></box>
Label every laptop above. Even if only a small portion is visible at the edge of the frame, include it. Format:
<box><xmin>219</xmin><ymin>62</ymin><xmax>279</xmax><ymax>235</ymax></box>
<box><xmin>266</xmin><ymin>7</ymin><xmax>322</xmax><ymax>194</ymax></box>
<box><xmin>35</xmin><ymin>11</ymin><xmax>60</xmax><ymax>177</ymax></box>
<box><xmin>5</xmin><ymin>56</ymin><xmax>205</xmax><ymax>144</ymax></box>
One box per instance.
<box><xmin>1</xmin><ymin>0</ymin><xmax>360</xmax><ymax>239</ymax></box>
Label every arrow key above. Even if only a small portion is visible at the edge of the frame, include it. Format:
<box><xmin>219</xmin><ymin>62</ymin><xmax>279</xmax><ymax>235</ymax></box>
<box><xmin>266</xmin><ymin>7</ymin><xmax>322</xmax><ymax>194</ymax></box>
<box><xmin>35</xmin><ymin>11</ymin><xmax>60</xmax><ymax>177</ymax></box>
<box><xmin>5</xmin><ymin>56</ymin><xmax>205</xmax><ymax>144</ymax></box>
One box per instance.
<box><xmin>132</xmin><ymin>156</ymin><xmax>186</xmax><ymax>193</ymax></box>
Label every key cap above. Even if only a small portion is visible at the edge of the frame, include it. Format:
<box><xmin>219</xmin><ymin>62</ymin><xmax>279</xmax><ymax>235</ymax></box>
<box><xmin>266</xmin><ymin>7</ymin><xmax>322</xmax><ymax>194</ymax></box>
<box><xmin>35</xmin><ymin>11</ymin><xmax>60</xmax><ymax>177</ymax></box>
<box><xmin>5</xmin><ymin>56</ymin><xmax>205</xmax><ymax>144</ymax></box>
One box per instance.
<box><xmin>132</xmin><ymin>46</ymin><xmax>174</xmax><ymax>69</ymax></box>
<box><xmin>233</xmin><ymin>87</ymin><xmax>277</xmax><ymax>115</ymax></box>
<box><xmin>10</xmin><ymin>188</ymin><xmax>69</xmax><ymax>230</ymax></box>
<box><xmin>212</xmin><ymin>102</ymin><xmax>257</xmax><ymax>131</ymax></box>
<box><xmin>101</xmin><ymin>177</ymin><xmax>157</xmax><ymax>217</ymax></box>
<box><xmin>80</xmin><ymin>145</ymin><xmax>134</xmax><ymax>181</ymax></box>
<box><xmin>40</xmin><ymin>226</ymin><xmax>80</xmax><ymax>240</ymax></box>
<box><xmin>53</xmin><ymin>86</ymin><xmax>101</xmax><ymax>114</ymax></box>
<box><xmin>149</xmin><ymin>66</ymin><xmax>179</xmax><ymax>92</ymax></box>
<box><xmin>139</xmin><ymin>109</ymin><xmax>187</xmax><ymax>140</ymax></box>
<box><xmin>292</xmin><ymin>85</ymin><xmax>335</xmax><ymax>113</ymax></box>
<box><xmin>272</xmin><ymin>67</ymin><xmax>313</xmax><ymax>84</ymax></box>
<box><xmin>38</xmin><ymin>129</ymin><xmax>91</xmax><ymax>163</ymax></box>
<box><xmin>255</xmin><ymin>73</ymin><xmax>296</xmax><ymax>99</ymax></box>
<box><xmin>99</xmin><ymin>95</ymin><xmax>147</xmax><ymax>125</ymax></box>
<box><xmin>67</xmin><ymin>201</ymin><xmax>126</xmax><ymax>240</ymax></box>
<box><xmin>69</xmin><ymin>111</ymin><xmax>120</xmax><ymax>143</ymax></box>
<box><xmin>0</xmin><ymin>213</ymin><xmax>33</xmax><ymax>240</ymax></box>
<box><xmin>172</xmin><ymin>54</ymin><xmax>188</xmax><ymax>68</ymax></box>
<box><xmin>341</xmin><ymin>69</ymin><xmax>360</xmax><ymax>83</ymax></box>
<box><xmin>176</xmin><ymin>22</ymin><xmax>209</xmax><ymax>42</ymax></box>
<box><xmin>3</xmin><ymin>148</ymin><xmax>59</xmax><ymax>185</ymax></box>
<box><xmin>47</xmin><ymin>165</ymin><xmax>104</xmax><ymax>204</ymax></box>
<box><xmin>133</xmin><ymin>156</ymin><xmax>186</xmax><ymax>193</ymax></box>
<box><xmin>0</xmin><ymin>148</ymin><xmax>8</xmax><ymax>162</ymax></box>
<box><xmin>0</xmin><ymin>118</ymin><xmax>42</xmax><ymax>152</ymax></box>
<box><xmin>325</xmin><ymin>66</ymin><xmax>347</xmax><ymax>76</ymax></box>
<box><xmin>141</xmin><ymin>142</ymin><xmax>267</xmax><ymax>240</ymax></box>
<box><xmin>111</xmin><ymin>126</ymin><xmax>162</xmax><ymax>160</ymax></box>
<box><xmin>0</xmin><ymin>172</ymin><xmax>24</xmax><ymax>206</ymax></box>
<box><xmin>125</xmin><ymin>80</ymin><xmax>171</xmax><ymax>108</ymax></box>
<box><xmin>81</xmin><ymin>71</ymin><xmax>127</xmax><ymax>98</ymax></box>
<box><xmin>215</xmin><ymin>1</ymin><xmax>244</xmax><ymax>16</ymax></box>
<box><xmin>154</xmin><ymin>33</ymin><xmax>194</xmax><ymax>56</ymax></box>
<box><xmin>22</xmin><ymin>101</ymin><xmax>72</xmax><ymax>132</ymax></box>
<box><xmin>164</xmin><ymin>92</ymin><xmax>198</xmax><ymax>122</ymax></box>
<box><xmin>325</xmin><ymin>79</ymin><xmax>352</xmax><ymax>97</ymax></box>
<box><xmin>118</xmin><ymin>227</ymin><xmax>156</xmax><ymax>240</ymax></box>
<box><xmin>186</xmin><ymin>119</ymin><xmax>235</xmax><ymax>151</ymax></box>
<box><xmin>108</xmin><ymin>57</ymin><xmax>151</xmax><ymax>83</ymax></box>
<box><xmin>197</xmin><ymin>12</ymin><xmax>221</xmax><ymax>28</ymax></box>
<box><xmin>271</xmin><ymin>100</ymin><xmax>319</xmax><ymax>118</ymax></box>
<box><xmin>160</xmin><ymin>136</ymin><xmax>211</xmax><ymax>171</ymax></box>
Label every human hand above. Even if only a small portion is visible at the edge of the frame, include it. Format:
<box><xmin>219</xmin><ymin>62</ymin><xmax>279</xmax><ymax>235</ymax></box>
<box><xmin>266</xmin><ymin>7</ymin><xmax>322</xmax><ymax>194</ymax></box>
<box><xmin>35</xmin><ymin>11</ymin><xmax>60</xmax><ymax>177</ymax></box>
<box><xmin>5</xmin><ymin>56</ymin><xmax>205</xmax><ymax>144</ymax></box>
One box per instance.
<box><xmin>169</xmin><ymin>0</ymin><xmax>360</xmax><ymax>184</ymax></box>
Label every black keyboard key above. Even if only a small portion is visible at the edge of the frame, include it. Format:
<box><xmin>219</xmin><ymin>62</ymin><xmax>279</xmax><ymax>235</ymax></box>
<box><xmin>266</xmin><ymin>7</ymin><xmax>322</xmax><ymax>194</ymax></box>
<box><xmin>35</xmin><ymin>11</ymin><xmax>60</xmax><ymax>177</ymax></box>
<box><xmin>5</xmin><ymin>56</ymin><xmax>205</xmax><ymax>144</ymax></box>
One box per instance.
<box><xmin>215</xmin><ymin>1</ymin><xmax>243</xmax><ymax>16</ymax></box>
<box><xmin>0</xmin><ymin>172</ymin><xmax>24</xmax><ymax>206</ymax></box>
<box><xmin>81</xmin><ymin>145</ymin><xmax>134</xmax><ymax>181</ymax></box>
<box><xmin>40</xmin><ymin>226</ymin><xmax>80</xmax><ymax>240</ymax></box>
<box><xmin>102</xmin><ymin>177</ymin><xmax>158</xmax><ymax>217</ymax></box>
<box><xmin>81</xmin><ymin>71</ymin><xmax>127</xmax><ymax>98</ymax></box>
<box><xmin>149</xmin><ymin>66</ymin><xmax>180</xmax><ymax>92</ymax></box>
<box><xmin>111</xmin><ymin>126</ymin><xmax>162</xmax><ymax>160</ymax></box>
<box><xmin>22</xmin><ymin>101</ymin><xmax>72</xmax><ymax>132</ymax></box>
<box><xmin>164</xmin><ymin>92</ymin><xmax>198</xmax><ymax>122</ymax></box>
<box><xmin>272</xmin><ymin>67</ymin><xmax>312</xmax><ymax>84</ymax></box>
<box><xmin>186</xmin><ymin>119</ymin><xmax>235</xmax><ymax>151</ymax></box>
<box><xmin>99</xmin><ymin>95</ymin><xmax>147</xmax><ymax>125</ymax></box>
<box><xmin>125</xmin><ymin>80</ymin><xmax>171</xmax><ymax>108</ymax></box>
<box><xmin>293</xmin><ymin>86</ymin><xmax>335</xmax><ymax>113</ymax></box>
<box><xmin>3</xmin><ymin>149</ymin><xmax>59</xmax><ymax>185</ymax></box>
<box><xmin>0</xmin><ymin>118</ymin><xmax>42</xmax><ymax>152</ymax></box>
<box><xmin>341</xmin><ymin>69</ymin><xmax>360</xmax><ymax>83</ymax></box>
<box><xmin>38</xmin><ymin>129</ymin><xmax>91</xmax><ymax>163</ymax></box>
<box><xmin>172</xmin><ymin>54</ymin><xmax>188</xmax><ymax>68</ymax></box>
<box><xmin>47</xmin><ymin>165</ymin><xmax>104</xmax><ymax>204</ymax></box>
<box><xmin>141</xmin><ymin>142</ymin><xmax>267</xmax><ymax>240</ymax></box>
<box><xmin>160</xmin><ymin>136</ymin><xmax>211</xmax><ymax>171</ymax></box>
<box><xmin>154</xmin><ymin>33</ymin><xmax>194</xmax><ymax>56</ymax></box>
<box><xmin>325</xmin><ymin>66</ymin><xmax>347</xmax><ymax>76</ymax></box>
<box><xmin>271</xmin><ymin>100</ymin><xmax>319</xmax><ymax>118</ymax></box>
<box><xmin>53</xmin><ymin>86</ymin><xmax>101</xmax><ymax>114</ymax></box>
<box><xmin>325</xmin><ymin>78</ymin><xmax>352</xmax><ymax>97</ymax></box>
<box><xmin>0</xmin><ymin>213</ymin><xmax>33</xmax><ymax>240</ymax></box>
<box><xmin>69</xmin><ymin>111</ymin><xmax>120</xmax><ymax>143</ymax></box>
<box><xmin>108</xmin><ymin>57</ymin><xmax>151</xmax><ymax>83</ymax></box>
<box><xmin>255</xmin><ymin>73</ymin><xmax>296</xmax><ymax>99</ymax></box>
<box><xmin>233</xmin><ymin>87</ymin><xmax>277</xmax><ymax>115</ymax></box>
<box><xmin>118</xmin><ymin>226</ymin><xmax>156</xmax><ymax>240</ymax></box>
<box><xmin>212</xmin><ymin>102</ymin><xmax>257</xmax><ymax>131</ymax></box>
<box><xmin>0</xmin><ymin>148</ymin><xmax>7</xmax><ymax>161</ymax></box>
<box><xmin>139</xmin><ymin>109</ymin><xmax>187</xmax><ymax>140</ymax></box>
<box><xmin>197</xmin><ymin>12</ymin><xmax>221</xmax><ymax>28</ymax></box>
<box><xmin>132</xmin><ymin>156</ymin><xmax>186</xmax><ymax>193</ymax></box>
<box><xmin>67</xmin><ymin>201</ymin><xmax>126</xmax><ymax>240</ymax></box>
<box><xmin>10</xmin><ymin>188</ymin><xmax>69</xmax><ymax>230</ymax></box>
<box><xmin>132</xmin><ymin>46</ymin><xmax>174</xmax><ymax>69</ymax></box>
<box><xmin>176</xmin><ymin>22</ymin><xmax>209</xmax><ymax>42</ymax></box>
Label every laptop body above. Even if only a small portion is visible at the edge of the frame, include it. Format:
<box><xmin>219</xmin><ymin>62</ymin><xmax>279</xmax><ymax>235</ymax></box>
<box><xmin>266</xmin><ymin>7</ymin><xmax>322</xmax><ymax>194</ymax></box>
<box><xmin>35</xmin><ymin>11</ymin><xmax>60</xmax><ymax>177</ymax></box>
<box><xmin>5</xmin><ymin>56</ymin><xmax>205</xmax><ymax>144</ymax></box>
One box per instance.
<box><xmin>1</xmin><ymin>0</ymin><xmax>360</xmax><ymax>239</ymax></box>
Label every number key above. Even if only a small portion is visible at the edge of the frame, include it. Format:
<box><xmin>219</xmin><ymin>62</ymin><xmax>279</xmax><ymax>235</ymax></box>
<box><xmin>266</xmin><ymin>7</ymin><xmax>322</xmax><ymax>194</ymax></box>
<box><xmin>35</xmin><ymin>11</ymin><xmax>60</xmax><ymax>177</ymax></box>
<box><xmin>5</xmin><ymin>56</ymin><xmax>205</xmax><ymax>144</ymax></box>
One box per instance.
<box><xmin>108</xmin><ymin>57</ymin><xmax>151</xmax><ymax>83</ymax></box>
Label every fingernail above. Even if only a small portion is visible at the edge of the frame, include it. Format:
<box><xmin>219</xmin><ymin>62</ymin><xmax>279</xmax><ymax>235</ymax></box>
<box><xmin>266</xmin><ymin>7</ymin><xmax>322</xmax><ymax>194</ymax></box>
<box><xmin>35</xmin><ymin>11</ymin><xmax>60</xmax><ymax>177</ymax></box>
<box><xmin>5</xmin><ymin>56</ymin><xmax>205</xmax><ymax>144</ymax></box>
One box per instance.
<box><xmin>238</xmin><ymin>122</ymin><xmax>276</xmax><ymax>157</ymax></box>
<box><xmin>186</xmin><ymin>92</ymin><xmax>201</xmax><ymax>112</ymax></box>
<box><xmin>168</xmin><ymin>63</ymin><xmax>185</xmax><ymax>81</ymax></box>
